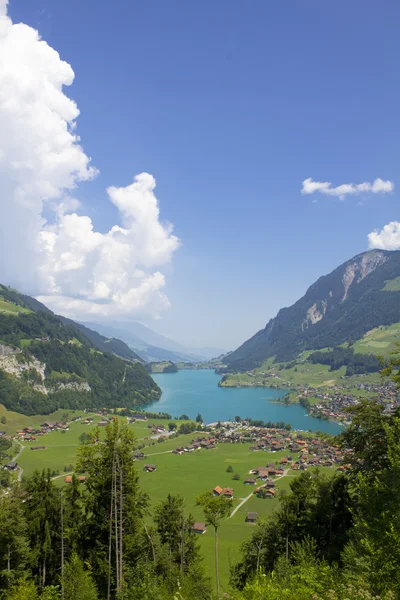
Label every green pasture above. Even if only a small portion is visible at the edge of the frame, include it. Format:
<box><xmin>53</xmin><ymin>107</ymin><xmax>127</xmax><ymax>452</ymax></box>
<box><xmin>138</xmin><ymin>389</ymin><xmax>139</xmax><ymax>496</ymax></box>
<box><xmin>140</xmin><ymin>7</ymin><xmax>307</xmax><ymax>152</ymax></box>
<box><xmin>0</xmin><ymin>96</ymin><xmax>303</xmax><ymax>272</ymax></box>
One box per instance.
<box><xmin>0</xmin><ymin>298</ymin><xmax>32</xmax><ymax>316</ymax></box>
<box><xmin>353</xmin><ymin>323</ymin><xmax>400</xmax><ymax>357</ymax></box>
<box><xmin>137</xmin><ymin>444</ymin><xmax>301</xmax><ymax>591</ymax></box>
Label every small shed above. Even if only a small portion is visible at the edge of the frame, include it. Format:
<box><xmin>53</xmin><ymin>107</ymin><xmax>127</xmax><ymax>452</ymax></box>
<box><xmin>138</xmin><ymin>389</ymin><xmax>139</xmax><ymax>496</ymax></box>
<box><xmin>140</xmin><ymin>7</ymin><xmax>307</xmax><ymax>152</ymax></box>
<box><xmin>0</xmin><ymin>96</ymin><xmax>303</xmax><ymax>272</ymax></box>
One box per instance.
<box><xmin>246</xmin><ymin>512</ymin><xmax>258</xmax><ymax>523</ymax></box>
<box><xmin>144</xmin><ymin>464</ymin><xmax>157</xmax><ymax>472</ymax></box>
<box><xmin>191</xmin><ymin>522</ymin><xmax>207</xmax><ymax>534</ymax></box>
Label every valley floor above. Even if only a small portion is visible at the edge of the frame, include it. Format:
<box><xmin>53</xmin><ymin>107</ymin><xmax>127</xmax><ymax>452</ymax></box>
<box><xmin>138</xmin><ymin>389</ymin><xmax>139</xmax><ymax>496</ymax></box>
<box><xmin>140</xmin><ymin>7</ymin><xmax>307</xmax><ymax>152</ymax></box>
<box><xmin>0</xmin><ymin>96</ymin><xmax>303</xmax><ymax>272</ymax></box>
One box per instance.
<box><xmin>0</xmin><ymin>406</ymin><xmax>338</xmax><ymax>592</ymax></box>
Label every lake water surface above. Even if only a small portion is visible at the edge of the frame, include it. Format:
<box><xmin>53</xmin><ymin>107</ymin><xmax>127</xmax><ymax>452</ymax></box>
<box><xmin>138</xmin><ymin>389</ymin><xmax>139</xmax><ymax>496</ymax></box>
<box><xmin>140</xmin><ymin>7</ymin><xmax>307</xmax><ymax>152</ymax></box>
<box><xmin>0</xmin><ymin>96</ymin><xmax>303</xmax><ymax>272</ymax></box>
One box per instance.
<box><xmin>149</xmin><ymin>369</ymin><xmax>342</xmax><ymax>435</ymax></box>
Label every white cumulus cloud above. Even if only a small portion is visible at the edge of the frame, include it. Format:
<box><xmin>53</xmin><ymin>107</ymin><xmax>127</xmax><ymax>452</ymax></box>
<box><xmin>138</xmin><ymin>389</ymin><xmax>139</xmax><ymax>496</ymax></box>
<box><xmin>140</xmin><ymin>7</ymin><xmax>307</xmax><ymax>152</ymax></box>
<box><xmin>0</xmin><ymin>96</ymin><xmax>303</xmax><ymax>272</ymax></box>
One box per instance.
<box><xmin>301</xmin><ymin>177</ymin><xmax>394</xmax><ymax>200</ymax></box>
<box><xmin>368</xmin><ymin>222</ymin><xmax>400</xmax><ymax>251</ymax></box>
<box><xmin>0</xmin><ymin>5</ymin><xmax>179</xmax><ymax>320</ymax></box>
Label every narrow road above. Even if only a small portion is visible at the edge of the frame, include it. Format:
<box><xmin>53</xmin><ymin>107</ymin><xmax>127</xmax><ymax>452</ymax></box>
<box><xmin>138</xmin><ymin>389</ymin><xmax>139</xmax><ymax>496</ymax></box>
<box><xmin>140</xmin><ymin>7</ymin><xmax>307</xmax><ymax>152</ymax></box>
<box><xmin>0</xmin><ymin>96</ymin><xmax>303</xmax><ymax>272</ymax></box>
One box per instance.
<box><xmin>229</xmin><ymin>469</ymin><xmax>290</xmax><ymax>519</ymax></box>
<box><xmin>230</xmin><ymin>491</ymin><xmax>254</xmax><ymax>518</ymax></box>
<box><xmin>144</xmin><ymin>449</ymin><xmax>173</xmax><ymax>457</ymax></box>
<box><xmin>12</xmin><ymin>441</ymin><xmax>25</xmax><ymax>481</ymax></box>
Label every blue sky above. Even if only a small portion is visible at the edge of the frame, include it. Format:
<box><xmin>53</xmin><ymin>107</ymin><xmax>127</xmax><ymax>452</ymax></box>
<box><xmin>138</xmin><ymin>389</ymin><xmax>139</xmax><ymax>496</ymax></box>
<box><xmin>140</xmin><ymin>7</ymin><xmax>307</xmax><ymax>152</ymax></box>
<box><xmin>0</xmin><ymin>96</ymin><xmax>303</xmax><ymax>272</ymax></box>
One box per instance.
<box><xmin>4</xmin><ymin>0</ymin><xmax>400</xmax><ymax>350</ymax></box>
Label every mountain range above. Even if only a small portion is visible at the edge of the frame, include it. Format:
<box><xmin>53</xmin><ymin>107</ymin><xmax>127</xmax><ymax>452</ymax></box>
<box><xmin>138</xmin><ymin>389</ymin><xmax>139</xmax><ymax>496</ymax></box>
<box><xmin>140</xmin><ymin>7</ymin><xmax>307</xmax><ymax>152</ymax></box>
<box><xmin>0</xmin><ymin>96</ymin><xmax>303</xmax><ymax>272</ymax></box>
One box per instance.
<box><xmin>80</xmin><ymin>320</ymin><xmax>226</xmax><ymax>363</ymax></box>
<box><xmin>225</xmin><ymin>249</ymin><xmax>400</xmax><ymax>371</ymax></box>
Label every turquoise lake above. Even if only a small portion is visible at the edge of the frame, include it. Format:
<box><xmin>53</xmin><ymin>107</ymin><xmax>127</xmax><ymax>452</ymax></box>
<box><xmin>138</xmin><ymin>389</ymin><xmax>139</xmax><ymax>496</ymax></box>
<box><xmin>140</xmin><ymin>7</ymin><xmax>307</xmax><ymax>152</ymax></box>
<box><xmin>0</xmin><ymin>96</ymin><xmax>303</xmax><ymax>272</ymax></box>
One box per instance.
<box><xmin>149</xmin><ymin>369</ymin><xmax>342</xmax><ymax>435</ymax></box>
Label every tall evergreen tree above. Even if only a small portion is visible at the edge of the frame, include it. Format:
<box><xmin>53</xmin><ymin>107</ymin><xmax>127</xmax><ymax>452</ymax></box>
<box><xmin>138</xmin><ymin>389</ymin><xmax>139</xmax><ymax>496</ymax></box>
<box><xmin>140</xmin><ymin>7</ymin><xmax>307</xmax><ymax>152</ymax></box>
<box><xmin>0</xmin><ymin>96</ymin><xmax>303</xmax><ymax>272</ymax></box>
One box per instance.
<box><xmin>0</xmin><ymin>488</ymin><xmax>30</xmax><ymax>590</ymax></box>
<box><xmin>24</xmin><ymin>470</ymin><xmax>61</xmax><ymax>588</ymax></box>
<box><xmin>76</xmin><ymin>418</ymin><xmax>148</xmax><ymax>598</ymax></box>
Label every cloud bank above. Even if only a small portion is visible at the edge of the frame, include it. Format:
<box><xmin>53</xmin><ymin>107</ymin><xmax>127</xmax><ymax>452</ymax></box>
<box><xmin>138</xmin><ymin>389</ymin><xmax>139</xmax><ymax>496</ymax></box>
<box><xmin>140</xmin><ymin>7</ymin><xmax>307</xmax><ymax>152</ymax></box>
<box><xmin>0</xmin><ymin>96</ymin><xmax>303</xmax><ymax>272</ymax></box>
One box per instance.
<box><xmin>368</xmin><ymin>222</ymin><xmax>400</xmax><ymax>251</ymax></box>
<box><xmin>0</xmin><ymin>5</ymin><xmax>179</xmax><ymax>319</ymax></box>
<box><xmin>302</xmin><ymin>177</ymin><xmax>394</xmax><ymax>200</ymax></box>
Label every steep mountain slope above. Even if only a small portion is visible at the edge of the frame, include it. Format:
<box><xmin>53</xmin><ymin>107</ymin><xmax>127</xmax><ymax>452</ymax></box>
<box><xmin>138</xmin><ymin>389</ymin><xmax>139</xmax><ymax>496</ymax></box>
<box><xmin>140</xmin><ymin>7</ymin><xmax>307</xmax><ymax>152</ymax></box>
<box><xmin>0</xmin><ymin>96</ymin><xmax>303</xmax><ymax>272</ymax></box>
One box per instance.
<box><xmin>226</xmin><ymin>250</ymin><xmax>400</xmax><ymax>371</ymax></box>
<box><xmin>0</xmin><ymin>285</ymin><xmax>160</xmax><ymax>415</ymax></box>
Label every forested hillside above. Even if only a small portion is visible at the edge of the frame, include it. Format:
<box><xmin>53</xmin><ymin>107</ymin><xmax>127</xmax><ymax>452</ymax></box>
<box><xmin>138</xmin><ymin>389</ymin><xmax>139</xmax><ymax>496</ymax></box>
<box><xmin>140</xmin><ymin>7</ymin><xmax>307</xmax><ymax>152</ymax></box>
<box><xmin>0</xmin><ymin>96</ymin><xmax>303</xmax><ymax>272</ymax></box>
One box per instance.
<box><xmin>0</xmin><ymin>286</ymin><xmax>160</xmax><ymax>415</ymax></box>
<box><xmin>226</xmin><ymin>250</ymin><xmax>400</xmax><ymax>371</ymax></box>
<box><xmin>0</xmin><ymin>284</ymin><xmax>142</xmax><ymax>361</ymax></box>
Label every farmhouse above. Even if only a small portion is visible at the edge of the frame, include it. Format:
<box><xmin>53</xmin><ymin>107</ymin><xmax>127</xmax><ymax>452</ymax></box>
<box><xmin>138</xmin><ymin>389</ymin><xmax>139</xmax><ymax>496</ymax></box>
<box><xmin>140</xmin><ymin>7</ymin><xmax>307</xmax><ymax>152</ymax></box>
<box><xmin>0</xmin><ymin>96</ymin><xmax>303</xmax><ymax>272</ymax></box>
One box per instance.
<box><xmin>244</xmin><ymin>477</ymin><xmax>256</xmax><ymax>485</ymax></box>
<box><xmin>222</xmin><ymin>487</ymin><xmax>234</xmax><ymax>499</ymax></box>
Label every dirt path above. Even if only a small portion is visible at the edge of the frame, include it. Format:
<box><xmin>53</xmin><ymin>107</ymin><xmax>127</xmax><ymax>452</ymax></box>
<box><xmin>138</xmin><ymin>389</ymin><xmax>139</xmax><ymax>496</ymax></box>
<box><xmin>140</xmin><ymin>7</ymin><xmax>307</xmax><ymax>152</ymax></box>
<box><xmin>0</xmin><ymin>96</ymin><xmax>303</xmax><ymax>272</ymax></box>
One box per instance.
<box><xmin>229</xmin><ymin>468</ymin><xmax>290</xmax><ymax>519</ymax></box>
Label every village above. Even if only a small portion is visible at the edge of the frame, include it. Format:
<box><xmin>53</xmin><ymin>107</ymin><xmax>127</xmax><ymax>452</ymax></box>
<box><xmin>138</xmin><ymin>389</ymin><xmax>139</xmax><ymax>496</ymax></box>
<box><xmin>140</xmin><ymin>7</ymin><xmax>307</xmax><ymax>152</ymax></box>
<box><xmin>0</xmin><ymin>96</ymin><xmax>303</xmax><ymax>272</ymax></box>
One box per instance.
<box><xmin>302</xmin><ymin>379</ymin><xmax>399</xmax><ymax>422</ymax></box>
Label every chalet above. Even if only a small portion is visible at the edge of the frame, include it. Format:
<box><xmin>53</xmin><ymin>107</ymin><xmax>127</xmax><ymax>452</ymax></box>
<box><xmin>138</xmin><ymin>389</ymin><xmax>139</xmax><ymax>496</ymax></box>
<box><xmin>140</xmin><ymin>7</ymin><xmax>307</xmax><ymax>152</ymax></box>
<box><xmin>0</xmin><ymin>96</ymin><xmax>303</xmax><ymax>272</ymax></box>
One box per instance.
<box><xmin>244</xmin><ymin>477</ymin><xmax>256</xmax><ymax>485</ymax></box>
<box><xmin>245</xmin><ymin>512</ymin><xmax>258</xmax><ymax>523</ymax></box>
<box><xmin>276</xmin><ymin>467</ymin><xmax>284</xmax><ymax>475</ymax></box>
<box><xmin>134</xmin><ymin>452</ymin><xmax>145</xmax><ymax>460</ymax></box>
<box><xmin>222</xmin><ymin>487</ymin><xmax>234</xmax><ymax>499</ymax></box>
<box><xmin>257</xmin><ymin>470</ymin><xmax>269</xmax><ymax>480</ymax></box>
<box><xmin>251</xmin><ymin>467</ymin><xmax>267</xmax><ymax>475</ymax></box>
<box><xmin>213</xmin><ymin>486</ymin><xmax>223</xmax><ymax>496</ymax></box>
<box><xmin>144</xmin><ymin>464</ymin><xmax>157</xmax><ymax>472</ymax></box>
<box><xmin>266</xmin><ymin>489</ymin><xmax>277</xmax><ymax>498</ymax></box>
<box><xmin>98</xmin><ymin>420</ymin><xmax>108</xmax><ymax>426</ymax></box>
<box><xmin>131</xmin><ymin>414</ymin><xmax>147</xmax><ymax>421</ymax></box>
<box><xmin>4</xmin><ymin>461</ymin><xmax>17</xmax><ymax>471</ymax></box>
<box><xmin>191</xmin><ymin>522</ymin><xmax>207</xmax><ymax>535</ymax></box>
<box><xmin>79</xmin><ymin>476</ymin><xmax>87</xmax><ymax>483</ymax></box>
<box><xmin>265</xmin><ymin>479</ymin><xmax>275</xmax><ymax>488</ymax></box>
<box><xmin>65</xmin><ymin>476</ymin><xmax>73</xmax><ymax>483</ymax></box>
<box><xmin>43</xmin><ymin>421</ymin><xmax>57</xmax><ymax>429</ymax></box>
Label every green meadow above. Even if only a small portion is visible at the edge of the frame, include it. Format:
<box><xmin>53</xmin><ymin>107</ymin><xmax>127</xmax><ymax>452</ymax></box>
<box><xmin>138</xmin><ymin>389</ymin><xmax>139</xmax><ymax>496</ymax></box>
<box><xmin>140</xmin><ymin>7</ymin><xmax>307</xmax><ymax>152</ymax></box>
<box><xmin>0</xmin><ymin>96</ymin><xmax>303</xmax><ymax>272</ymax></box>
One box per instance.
<box><xmin>0</xmin><ymin>298</ymin><xmax>32</xmax><ymax>315</ymax></box>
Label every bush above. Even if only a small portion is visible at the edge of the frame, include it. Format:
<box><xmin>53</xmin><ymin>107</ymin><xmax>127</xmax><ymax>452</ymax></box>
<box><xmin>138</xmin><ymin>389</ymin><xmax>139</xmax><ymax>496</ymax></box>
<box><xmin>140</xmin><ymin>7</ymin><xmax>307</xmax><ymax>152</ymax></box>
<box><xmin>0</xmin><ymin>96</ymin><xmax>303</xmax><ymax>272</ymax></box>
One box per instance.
<box><xmin>226</xmin><ymin>465</ymin><xmax>234</xmax><ymax>473</ymax></box>
<box><xmin>232</xmin><ymin>473</ymin><xmax>240</xmax><ymax>481</ymax></box>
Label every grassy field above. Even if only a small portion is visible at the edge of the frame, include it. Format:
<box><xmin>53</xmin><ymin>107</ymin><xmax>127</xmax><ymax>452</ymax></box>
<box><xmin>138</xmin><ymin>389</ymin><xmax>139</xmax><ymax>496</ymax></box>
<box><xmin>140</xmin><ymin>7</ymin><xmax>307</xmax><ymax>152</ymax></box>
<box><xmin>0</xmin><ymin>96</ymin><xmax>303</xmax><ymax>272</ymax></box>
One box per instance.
<box><xmin>0</xmin><ymin>298</ymin><xmax>32</xmax><ymax>315</ymax></box>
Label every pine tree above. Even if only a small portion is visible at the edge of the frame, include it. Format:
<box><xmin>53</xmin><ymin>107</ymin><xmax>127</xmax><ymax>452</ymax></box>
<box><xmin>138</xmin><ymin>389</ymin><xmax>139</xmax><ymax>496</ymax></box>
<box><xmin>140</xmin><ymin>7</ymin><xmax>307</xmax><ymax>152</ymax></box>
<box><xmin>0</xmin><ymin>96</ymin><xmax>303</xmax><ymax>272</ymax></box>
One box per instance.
<box><xmin>24</xmin><ymin>470</ymin><xmax>60</xmax><ymax>588</ymax></box>
<box><xmin>0</xmin><ymin>488</ymin><xmax>30</xmax><ymax>590</ymax></box>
